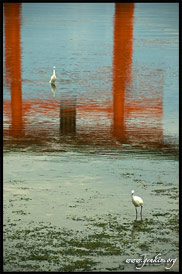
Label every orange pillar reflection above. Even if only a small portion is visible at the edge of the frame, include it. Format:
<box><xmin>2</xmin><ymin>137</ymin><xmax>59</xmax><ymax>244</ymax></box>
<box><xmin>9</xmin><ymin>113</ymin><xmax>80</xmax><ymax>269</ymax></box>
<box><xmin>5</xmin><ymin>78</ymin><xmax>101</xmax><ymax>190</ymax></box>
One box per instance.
<box><xmin>60</xmin><ymin>97</ymin><xmax>77</xmax><ymax>136</ymax></box>
<box><xmin>112</xmin><ymin>3</ymin><xmax>134</xmax><ymax>142</ymax></box>
<box><xmin>4</xmin><ymin>3</ymin><xmax>23</xmax><ymax>137</ymax></box>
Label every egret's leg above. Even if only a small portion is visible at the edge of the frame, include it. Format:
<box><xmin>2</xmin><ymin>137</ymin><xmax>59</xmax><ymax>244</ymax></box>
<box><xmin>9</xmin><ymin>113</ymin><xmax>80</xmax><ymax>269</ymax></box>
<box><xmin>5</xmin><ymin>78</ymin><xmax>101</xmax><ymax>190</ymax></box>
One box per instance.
<box><xmin>135</xmin><ymin>207</ymin><xmax>137</xmax><ymax>219</ymax></box>
<box><xmin>140</xmin><ymin>206</ymin><xmax>143</xmax><ymax>217</ymax></box>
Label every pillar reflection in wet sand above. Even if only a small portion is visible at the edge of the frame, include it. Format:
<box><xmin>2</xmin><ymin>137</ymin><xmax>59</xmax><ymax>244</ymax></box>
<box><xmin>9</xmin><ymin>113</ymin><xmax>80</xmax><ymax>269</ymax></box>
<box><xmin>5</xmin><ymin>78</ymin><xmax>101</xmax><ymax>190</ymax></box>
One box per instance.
<box><xmin>4</xmin><ymin>3</ymin><xmax>23</xmax><ymax>137</ymax></box>
<box><xmin>112</xmin><ymin>3</ymin><xmax>134</xmax><ymax>142</ymax></box>
<box><xmin>60</xmin><ymin>96</ymin><xmax>77</xmax><ymax>136</ymax></box>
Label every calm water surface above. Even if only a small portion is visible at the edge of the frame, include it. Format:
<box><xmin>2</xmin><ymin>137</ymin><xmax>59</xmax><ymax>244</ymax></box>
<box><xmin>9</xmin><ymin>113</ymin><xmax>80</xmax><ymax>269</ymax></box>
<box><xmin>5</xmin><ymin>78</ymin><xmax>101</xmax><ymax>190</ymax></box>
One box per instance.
<box><xmin>3</xmin><ymin>3</ymin><xmax>179</xmax><ymax>154</ymax></box>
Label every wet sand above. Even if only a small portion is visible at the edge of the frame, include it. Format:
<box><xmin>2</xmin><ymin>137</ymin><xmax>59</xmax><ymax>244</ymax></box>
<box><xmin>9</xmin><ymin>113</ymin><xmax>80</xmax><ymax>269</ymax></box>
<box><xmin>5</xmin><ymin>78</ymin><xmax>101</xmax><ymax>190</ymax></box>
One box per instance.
<box><xmin>3</xmin><ymin>150</ymin><xmax>179</xmax><ymax>272</ymax></box>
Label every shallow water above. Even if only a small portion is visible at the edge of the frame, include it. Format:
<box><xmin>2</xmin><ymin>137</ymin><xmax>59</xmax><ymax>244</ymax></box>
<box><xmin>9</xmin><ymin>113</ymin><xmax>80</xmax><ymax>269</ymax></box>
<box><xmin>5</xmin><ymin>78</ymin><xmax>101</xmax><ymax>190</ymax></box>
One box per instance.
<box><xmin>3</xmin><ymin>3</ymin><xmax>179</xmax><ymax>154</ymax></box>
<box><xmin>3</xmin><ymin>3</ymin><xmax>179</xmax><ymax>272</ymax></box>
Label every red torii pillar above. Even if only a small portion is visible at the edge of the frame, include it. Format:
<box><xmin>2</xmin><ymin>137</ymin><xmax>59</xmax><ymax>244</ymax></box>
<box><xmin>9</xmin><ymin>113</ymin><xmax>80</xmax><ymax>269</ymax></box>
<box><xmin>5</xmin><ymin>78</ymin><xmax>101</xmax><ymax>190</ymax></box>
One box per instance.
<box><xmin>112</xmin><ymin>3</ymin><xmax>134</xmax><ymax>142</ymax></box>
<box><xmin>4</xmin><ymin>3</ymin><xmax>23</xmax><ymax>137</ymax></box>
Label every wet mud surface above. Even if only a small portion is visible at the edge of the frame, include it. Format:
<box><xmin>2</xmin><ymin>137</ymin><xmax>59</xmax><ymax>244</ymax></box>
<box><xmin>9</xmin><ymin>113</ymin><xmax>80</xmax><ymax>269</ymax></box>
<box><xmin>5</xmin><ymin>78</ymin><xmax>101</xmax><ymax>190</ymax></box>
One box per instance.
<box><xmin>3</xmin><ymin>151</ymin><xmax>179</xmax><ymax>271</ymax></box>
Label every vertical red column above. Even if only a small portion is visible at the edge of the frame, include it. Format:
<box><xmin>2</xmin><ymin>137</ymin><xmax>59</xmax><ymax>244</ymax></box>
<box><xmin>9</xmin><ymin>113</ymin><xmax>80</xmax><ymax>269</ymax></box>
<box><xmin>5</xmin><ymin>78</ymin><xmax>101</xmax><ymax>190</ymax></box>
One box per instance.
<box><xmin>112</xmin><ymin>3</ymin><xmax>134</xmax><ymax>142</ymax></box>
<box><xmin>4</xmin><ymin>3</ymin><xmax>23</xmax><ymax>137</ymax></box>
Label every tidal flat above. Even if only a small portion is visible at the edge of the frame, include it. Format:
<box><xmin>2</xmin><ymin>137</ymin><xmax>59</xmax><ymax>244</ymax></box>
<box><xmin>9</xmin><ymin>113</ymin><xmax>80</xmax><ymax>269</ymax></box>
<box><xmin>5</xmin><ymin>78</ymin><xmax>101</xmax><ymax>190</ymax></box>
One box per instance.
<box><xmin>3</xmin><ymin>150</ymin><xmax>179</xmax><ymax>272</ymax></box>
<box><xmin>3</xmin><ymin>2</ymin><xmax>179</xmax><ymax>272</ymax></box>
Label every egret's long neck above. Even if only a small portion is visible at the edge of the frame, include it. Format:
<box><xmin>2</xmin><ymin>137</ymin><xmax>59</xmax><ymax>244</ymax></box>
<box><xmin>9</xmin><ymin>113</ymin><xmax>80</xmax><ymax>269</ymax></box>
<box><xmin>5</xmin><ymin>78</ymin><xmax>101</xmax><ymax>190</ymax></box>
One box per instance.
<box><xmin>53</xmin><ymin>69</ymin><xmax>56</xmax><ymax>75</ymax></box>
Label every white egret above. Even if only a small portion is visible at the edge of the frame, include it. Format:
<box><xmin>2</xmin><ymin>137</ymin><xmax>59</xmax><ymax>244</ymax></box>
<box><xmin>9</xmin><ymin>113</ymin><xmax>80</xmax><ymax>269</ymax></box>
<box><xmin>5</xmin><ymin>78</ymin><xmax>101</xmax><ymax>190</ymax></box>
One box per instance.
<box><xmin>49</xmin><ymin>66</ymin><xmax>56</xmax><ymax>84</ymax></box>
<box><xmin>131</xmin><ymin>190</ymin><xmax>144</xmax><ymax>219</ymax></box>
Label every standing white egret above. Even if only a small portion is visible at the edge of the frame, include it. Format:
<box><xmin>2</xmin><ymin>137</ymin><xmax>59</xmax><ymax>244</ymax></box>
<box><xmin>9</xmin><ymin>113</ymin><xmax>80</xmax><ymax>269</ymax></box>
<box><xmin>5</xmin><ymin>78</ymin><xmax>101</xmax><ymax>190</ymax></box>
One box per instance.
<box><xmin>49</xmin><ymin>66</ymin><xmax>56</xmax><ymax>84</ymax></box>
<box><xmin>131</xmin><ymin>190</ymin><xmax>144</xmax><ymax>219</ymax></box>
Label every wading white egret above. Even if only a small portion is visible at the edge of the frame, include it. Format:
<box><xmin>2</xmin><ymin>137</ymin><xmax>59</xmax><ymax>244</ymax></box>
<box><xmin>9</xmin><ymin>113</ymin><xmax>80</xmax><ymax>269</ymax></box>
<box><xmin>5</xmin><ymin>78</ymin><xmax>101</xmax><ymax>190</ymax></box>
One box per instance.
<box><xmin>49</xmin><ymin>66</ymin><xmax>56</xmax><ymax>84</ymax></box>
<box><xmin>131</xmin><ymin>190</ymin><xmax>144</xmax><ymax>219</ymax></box>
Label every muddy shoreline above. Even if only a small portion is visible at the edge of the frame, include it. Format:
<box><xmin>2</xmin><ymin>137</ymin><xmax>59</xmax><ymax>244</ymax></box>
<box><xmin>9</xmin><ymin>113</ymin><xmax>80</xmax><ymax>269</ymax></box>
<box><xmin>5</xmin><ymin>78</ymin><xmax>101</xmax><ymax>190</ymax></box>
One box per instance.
<box><xmin>3</xmin><ymin>150</ymin><xmax>179</xmax><ymax>271</ymax></box>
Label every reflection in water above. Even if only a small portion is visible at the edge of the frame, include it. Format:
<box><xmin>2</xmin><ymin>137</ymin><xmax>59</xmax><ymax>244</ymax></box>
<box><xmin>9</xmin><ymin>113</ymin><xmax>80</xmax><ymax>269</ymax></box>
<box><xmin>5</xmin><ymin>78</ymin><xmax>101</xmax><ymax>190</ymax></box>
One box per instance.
<box><xmin>50</xmin><ymin>83</ymin><xmax>56</xmax><ymax>97</ymax></box>
<box><xmin>112</xmin><ymin>3</ymin><xmax>134</xmax><ymax>143</ymax></box>
<box><xmin>131</xmin><ymin>219</ymin><xmax>143</xmax><ymax>239</ymax></box>
<box><xmin>60</xmin><ymin>95</ymin><xmax>77</xmax><ymax>136</ymax></box>
<box><xmin>4</xmin><ymin>3</ymin><xmax>23</xmax><ymax>137</ymax></box>
<box><xmin>3</xmin><ymin>3</ymin><xmax>178</xmax><ymax>154</ymax></box>
<box><xmin>125</xmin><ymin>70</ymin><xmax>163</xmax><ymax>147</ymax></box>
<box><xmin>112</xmin><ymin>3</ymin><xmax>163</xmax><ymax>148</ymax></box>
